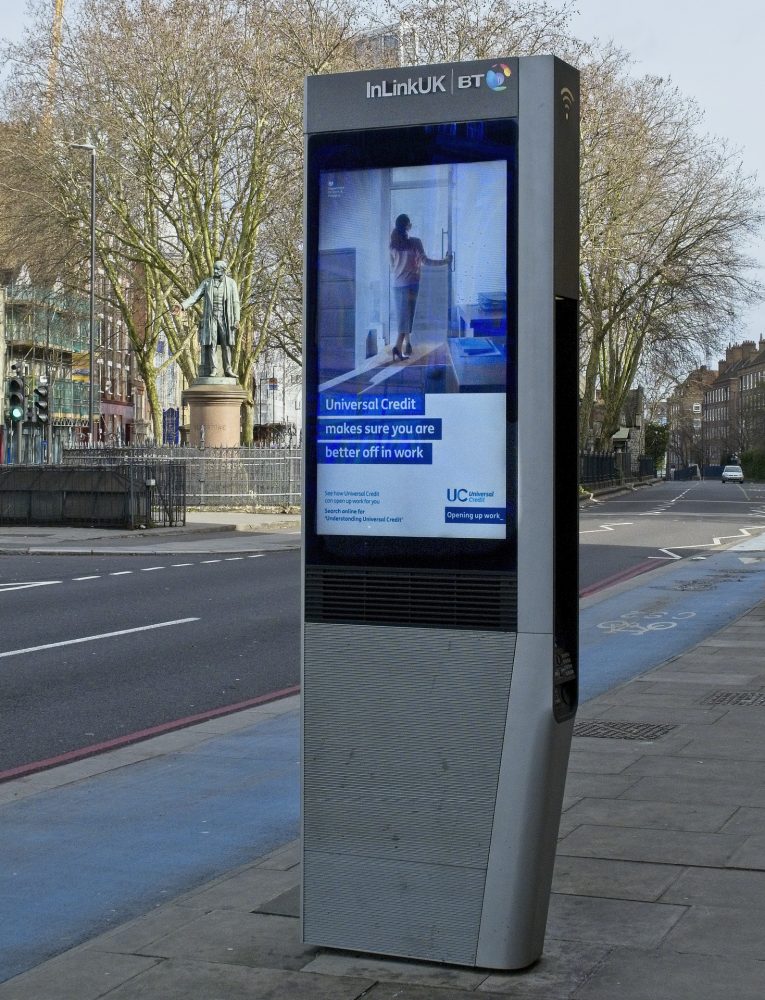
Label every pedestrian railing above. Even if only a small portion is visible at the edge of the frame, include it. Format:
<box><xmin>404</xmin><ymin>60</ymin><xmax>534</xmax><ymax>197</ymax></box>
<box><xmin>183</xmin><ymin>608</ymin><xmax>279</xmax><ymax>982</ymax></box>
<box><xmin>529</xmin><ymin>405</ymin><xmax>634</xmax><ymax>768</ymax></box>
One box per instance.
<box><xmin>0</xmin><ymin>463</ymin><xmax>185</xmax><ymax>529</ymax></box>
<box><xmin>62</xmin><ymin>446</ymin><xmax>300</xmax><ymax>509</ymax></box>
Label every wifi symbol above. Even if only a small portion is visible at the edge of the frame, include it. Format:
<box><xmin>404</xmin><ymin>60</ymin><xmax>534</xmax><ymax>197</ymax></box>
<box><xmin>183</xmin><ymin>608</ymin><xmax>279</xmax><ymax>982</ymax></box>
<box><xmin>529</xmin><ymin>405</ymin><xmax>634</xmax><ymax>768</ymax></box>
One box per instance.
<box><xmin>560</xmin><ymin>87</ymin><xmax>575</xmax><ymax>120</ymax></box>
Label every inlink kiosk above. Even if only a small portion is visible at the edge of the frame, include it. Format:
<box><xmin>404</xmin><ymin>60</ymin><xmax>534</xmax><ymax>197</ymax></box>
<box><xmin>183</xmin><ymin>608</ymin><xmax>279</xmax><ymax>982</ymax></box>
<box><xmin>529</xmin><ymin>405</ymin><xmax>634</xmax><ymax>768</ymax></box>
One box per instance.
<box><xmin>301</xmin><ymin>54</ymin><xmax>579</xmax><ymax>969</ymax></box>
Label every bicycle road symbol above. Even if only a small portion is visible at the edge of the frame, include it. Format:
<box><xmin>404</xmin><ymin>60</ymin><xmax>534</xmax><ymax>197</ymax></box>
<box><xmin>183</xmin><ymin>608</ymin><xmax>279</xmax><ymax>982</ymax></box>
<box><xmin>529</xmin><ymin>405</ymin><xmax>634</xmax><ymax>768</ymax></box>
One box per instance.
<box><xmin>597</xmin><ymin>610</ymin><xmax>696</xmax><ymax>636</ymax></box>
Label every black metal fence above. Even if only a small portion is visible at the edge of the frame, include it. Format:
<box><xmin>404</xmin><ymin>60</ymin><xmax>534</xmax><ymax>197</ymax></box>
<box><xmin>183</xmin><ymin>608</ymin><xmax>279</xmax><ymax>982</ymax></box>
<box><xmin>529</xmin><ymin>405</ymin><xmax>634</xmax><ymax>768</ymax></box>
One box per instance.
<box><xmin>0</xmin><ymin>463</ymin><xmax>186</xmax><ymax>528</ymax></box>
<box><xmin>580</xmin><ymin>452</ymin><xmax>656</xmax><ymax>488</ymax></box>
<box><xmin>62</xmin><ymin>446</ymin><xmax>300</xmax><ymax>509</ymax></box>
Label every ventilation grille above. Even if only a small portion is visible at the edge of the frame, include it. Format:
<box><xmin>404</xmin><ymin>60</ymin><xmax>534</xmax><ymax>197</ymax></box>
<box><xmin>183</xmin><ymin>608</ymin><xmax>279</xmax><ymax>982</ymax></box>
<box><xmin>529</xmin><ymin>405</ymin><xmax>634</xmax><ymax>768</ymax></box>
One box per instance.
<box><xmin>305</xmin><ymin>565</ymin><xmax>516</xmax><ymax>631</ymax></box>
<box><xmin>701</xmin><ymin>690</ymin><xmax>765</xmax><ymax>707</ymax></box>
<box><xmin>574</xmin><ymin>721</ymin><xmax>676</xmax><ymax>741</ymax></box>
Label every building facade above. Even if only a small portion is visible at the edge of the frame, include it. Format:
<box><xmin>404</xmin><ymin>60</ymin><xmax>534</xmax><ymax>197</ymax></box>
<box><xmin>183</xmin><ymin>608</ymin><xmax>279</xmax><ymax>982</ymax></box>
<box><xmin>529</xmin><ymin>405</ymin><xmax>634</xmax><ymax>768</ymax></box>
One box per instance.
<box><xmin>667</xmin><ymin>366</ymin><xmax>716</xmax><ymax>471</ymax></box>
<box><xmin>2</xmin><ymin>268</ymin><xmax>144</xmax><ymax>461</ymax></box>
<box><xmin>702</xmin><ymin>341</ymin><xmax>764</xmax><ymax>465</ymax></box>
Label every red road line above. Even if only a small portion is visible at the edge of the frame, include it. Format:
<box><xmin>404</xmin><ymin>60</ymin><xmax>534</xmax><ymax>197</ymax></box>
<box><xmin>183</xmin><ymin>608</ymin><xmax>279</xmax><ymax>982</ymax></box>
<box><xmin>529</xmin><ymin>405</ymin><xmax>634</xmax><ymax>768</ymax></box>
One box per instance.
<box><xmin>579</xmin><ymin>558</ymin><xmax>663</xmax><ymax>597</ymax></box>
<box><xmin>0</xmin><ymin>684</ymin><xmax>300</xmax><ymax>784</ymax></box>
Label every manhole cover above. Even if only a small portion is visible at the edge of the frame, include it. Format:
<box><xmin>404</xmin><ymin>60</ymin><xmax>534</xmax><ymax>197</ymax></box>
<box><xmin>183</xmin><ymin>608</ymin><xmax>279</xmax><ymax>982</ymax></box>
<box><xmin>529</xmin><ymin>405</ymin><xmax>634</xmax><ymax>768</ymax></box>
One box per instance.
<box><xmin>701</xmin><ymin>690</ymin><xmax>765</xmax><ymax>707</ymax></box>
<box><xmin>573</xmin><ymin>721</ymin><xmax>676</xmax><ymax>741</ymax></box>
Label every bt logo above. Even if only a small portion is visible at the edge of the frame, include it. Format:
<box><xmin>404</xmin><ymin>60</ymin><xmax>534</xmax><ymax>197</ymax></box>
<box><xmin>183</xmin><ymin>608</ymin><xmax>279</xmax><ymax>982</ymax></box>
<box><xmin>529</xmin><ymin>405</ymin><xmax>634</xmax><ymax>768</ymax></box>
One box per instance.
<box><xmin>457</xmin><ymin>62</ymin><xmax>512</xmax><ymax>93</ymax></box>
<box><xmin>485</xmin><ymin>63</ymin><xmax>512</xmax><ymax>91</ymax></box>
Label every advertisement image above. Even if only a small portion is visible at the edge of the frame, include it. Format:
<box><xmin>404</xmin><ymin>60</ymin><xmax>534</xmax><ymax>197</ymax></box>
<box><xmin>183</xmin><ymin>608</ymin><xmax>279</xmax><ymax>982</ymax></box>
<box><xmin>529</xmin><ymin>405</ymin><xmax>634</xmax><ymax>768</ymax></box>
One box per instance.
<box><xmin>314</xmin><ymin>154</ymin><xmax>511</xmax><ymax>540</ymax></box>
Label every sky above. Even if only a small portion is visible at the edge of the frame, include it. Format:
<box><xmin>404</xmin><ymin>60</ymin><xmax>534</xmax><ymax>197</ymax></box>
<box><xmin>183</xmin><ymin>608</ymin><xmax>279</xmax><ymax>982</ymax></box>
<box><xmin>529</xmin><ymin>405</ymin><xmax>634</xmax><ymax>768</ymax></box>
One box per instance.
<box><xmin>570</xmin><ymin>0</ymin><xmax>765</xmax><ymax>347</ymax></box>
<box><xmin>1</xmin><ymin>0</ymin><xmax>763</xmax><ymax>344</ymax></box>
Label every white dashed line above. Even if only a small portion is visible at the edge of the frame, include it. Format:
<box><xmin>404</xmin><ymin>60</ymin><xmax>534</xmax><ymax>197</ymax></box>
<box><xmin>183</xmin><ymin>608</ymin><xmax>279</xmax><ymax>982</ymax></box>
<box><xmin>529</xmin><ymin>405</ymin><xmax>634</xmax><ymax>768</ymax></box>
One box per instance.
<box><xmin>68</xmin><ymin>557</ymin><xmax>265</xmax><ymax>584</ymax></box>
<box><xmin>0</xmin><ymin>618</ymin><xmax>200</xmax><ymax>660</ymax></box>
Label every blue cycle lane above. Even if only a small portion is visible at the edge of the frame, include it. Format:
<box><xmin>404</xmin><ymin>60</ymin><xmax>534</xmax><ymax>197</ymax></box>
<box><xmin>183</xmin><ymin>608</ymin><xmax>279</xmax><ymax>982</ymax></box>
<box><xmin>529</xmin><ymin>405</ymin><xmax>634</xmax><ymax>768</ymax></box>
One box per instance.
<box><xmin>1</xmin><ymin>532</ymin><xmax>765</xmax><ymax>983</ymax></box>
<box><xmin>580</xmin><ymin>533</ymin><xmax>765</xmax><ymax>699</ymax></box>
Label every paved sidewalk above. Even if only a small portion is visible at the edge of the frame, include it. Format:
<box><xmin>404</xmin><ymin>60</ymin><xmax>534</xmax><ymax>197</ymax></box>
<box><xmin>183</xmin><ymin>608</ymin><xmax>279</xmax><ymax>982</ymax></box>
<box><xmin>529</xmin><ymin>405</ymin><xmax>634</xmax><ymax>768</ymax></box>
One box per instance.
<box><xmin>1</xmin><ymin>593</ymin><xmax>764</xmax><ymax>998</ymax></box>
<box><xmin>0</xmin><ymin>510</ymin><xmax>301</xmax><ymax>556</ymax></box>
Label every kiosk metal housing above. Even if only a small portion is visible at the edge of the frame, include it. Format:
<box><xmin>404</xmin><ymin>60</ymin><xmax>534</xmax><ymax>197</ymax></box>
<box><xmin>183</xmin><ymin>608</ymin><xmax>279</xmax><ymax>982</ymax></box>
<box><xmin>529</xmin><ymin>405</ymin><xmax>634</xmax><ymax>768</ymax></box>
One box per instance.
<box><xmin>302</xmin><ymin>55</ymin><xmax>579</xmax><ymax>970</ymax></box>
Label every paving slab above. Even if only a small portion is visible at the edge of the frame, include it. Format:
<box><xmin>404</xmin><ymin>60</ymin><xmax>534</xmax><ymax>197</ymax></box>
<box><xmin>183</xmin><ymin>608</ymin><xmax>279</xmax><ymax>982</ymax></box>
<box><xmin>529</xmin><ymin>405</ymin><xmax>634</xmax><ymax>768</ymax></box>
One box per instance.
<box><xmin>0</xmin><ymin>950</ymin><xmax>159</xmax><ymax>1000</ymax></box>
<box><xmin>134</xmin><ymin>910</ymin><xmax>317</xmax><ymax>971</ymax></box>
<box><xmin>570</xmin><ymin>732</ymin><xmax>696</xmax><ymax>756</ymax></box>
<box><xmin>621</xmin><ymin>774</ymin><xmax>765</xmax><ymax>808</ymax></box>
<box><xmin>591</xmin><ymin>704</ymin><xmax>727</xmax><ymax>724</ymax></box>
<box><xmin>718</xmin><ymin>805</ymin><xmax>765</xmax><ymax>835</ymax></box>
<box><xmin>253</xmin><ymin>839</ymin><xmax>301</xmax><ymax>871</ymax></box>
<box><xmin>725</xmin><ymin>834</ymin><xmax>765</xmax><ymax>869</ymax></box>
<box><xmin>551</xmin><ymin>856</ymin><xmax>683</xmax><ymax>902</ymax></box>
<box><xmin>253</xmin><ymin>885</ymin><xmax>300</xmax><ymax>917</ymax></box>
<box><xmin>476</xmin><ymin>937</ymin><xmax>613</xmax><ymax>998</ymax></box>
<box><xmin>561</xmin><ymin>772</ymin><xmax>642</xmax><ymax>805</ymax></box>
<box><xmin>103</xmin><ymin>960</ymin><xmax>373</xmax><ymax>1000</ymax></box>
<box><xmin>347</xmin><ymin>987</ymin><xmax>492</xmax><ymax>1000</ymax></box>
<box><xmin>566</xmin><ymin>749</ymin><xmax>644</xmax><ymax>774</ymax></box>
<box><xmin>172</xmin><ymin>865</ymin><xmax>297</xmax><ymax>912</ymax></box>
<box><xmin>546</xmin><ymin>893</ymin><xmax>685</xmax><ymax>948</ymax></box>
<box><xmin>675</xmin><ymin>734</ymin><xmax>765</xmax><ymax>760</ymax></box>
<box><xmin>595</xmin><ymin>689</ymin><xmax>710</xmax><ymax>709</ymax></box>
<box><xmin>559</xmin><ymin>797</ymin><xmax>735</xmax><ymax>833</ymax></box>
<box><xmin>621</xmin><ymin>755</ymin><xmax>765</xmax><ymax>783</ymax></box>
<box><xmin>662</xmin><ymin>656</ymin><xmax>765</xmax><ymax>674</ymax></box>
<box><xmin>87</xmin><ymin>905</ymin><xmax>210</xmax><ymax>957</ymax></box>
<box><xmin>557</xmin><ymin>824</ymin><xmax>746</xmax><ymax>867</ymax></box>
<box><xmin>574</xmin><ymin>948</ymin><xmax>765</xmax><ymax>1000</ymax></box>
<box><xmin>660</xmin><ymin>865</ymin><xmax>765</xmax><ymax>908</ymax></box>
<box><xmin>660</xmin><ymin>904</ymin><xmax>765</xmax><ymax>959</ymax></box>
<box><xmin>633</xmin><ymin>671</ymin><xmax>760</xmax><ymax>686</ymax></box>
<box><xmin>301</xmin><ymin>952</ymin><xmax>489</xmax><ymax>991</ymax></box>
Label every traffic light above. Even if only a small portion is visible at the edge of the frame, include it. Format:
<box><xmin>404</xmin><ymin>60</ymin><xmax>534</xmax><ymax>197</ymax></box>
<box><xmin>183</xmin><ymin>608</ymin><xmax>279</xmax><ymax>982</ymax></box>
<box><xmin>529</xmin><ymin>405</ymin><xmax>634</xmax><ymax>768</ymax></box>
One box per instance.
<box><xmin>8</xmin><ymin>374</ymin><xmax>25</xmax><ymax>423</ymax></box>
<box><xmin>34</xmin><ymin>381</ymin><xmax>50</xmax><ymax>424</ymax></box>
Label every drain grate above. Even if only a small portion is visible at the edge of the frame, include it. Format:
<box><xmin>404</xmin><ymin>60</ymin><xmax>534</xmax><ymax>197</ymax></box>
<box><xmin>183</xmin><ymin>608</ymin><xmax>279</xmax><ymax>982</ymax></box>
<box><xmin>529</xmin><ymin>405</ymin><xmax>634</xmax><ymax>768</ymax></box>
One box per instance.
<box><xmin>574</xmin><ymin>721</ymin><xmax>676</xmax><ymax>741</ymax></box>
<box><xmin>701</xmin><ymin>690</ymin><xmax>765</xmax><ymax>707</ymax></box>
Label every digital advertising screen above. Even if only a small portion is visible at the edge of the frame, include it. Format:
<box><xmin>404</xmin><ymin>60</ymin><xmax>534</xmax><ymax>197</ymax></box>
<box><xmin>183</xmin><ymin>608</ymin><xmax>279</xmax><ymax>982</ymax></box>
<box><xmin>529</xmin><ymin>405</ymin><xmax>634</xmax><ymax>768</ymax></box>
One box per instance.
<box><xmin>306</xmin><ymin>121</ymin><xmax>517</xmax><ymax>562</ymax></box>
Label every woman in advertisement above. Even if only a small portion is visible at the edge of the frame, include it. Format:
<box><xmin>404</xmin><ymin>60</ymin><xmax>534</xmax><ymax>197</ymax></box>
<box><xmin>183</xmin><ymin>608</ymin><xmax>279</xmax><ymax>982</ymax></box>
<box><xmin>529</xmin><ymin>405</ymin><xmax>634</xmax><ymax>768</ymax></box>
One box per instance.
<box><xmin>389</xmin><ymin>214</ymin><xmax>452</xmax><ymax>361</ymax></box>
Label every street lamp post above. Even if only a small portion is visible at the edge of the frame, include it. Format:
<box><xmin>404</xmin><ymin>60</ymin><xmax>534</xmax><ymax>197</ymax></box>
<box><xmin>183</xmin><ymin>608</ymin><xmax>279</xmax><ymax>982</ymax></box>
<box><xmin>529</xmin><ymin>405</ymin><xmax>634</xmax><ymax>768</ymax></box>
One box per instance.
<box><xmin>70</xmin><ymin>142</ymin><xmax>96</xmax><ymax>445</ymax></box>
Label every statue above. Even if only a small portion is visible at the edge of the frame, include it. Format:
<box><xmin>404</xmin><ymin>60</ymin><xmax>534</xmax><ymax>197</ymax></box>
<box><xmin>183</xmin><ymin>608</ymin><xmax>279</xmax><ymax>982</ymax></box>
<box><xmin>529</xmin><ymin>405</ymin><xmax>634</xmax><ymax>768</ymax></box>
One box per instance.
<box><xmin>174</xmin><ymin>259</ymin><xmax>241</xmax><ymax>378</ymax></box>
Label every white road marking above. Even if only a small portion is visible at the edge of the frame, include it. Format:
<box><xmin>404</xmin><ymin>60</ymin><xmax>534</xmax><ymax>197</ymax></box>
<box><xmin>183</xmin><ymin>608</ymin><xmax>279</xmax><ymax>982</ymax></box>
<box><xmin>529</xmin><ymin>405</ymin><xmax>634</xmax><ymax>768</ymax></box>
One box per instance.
<box><xmin>171</xmin><ymin>563</ymin><xmax>193</xmax><ymax>567</ymax></box>
<box><xmin>579</xmin><ymin>522</ymin><xmax>633</xmax><ymax>535</ymax></box>
<box><xmin>597</xmin><ymin>610</ymin><xmax>696</xmax><ymax>636</ymax></box>
<box><xmin>225</xmin><ymin>557</ymin><xmax>244</xmax><ymax>561</ymax></box>
<box><xmin>201</xmin><ymin>559</ymin><xmax>221</xmax><ymax>564</ymax></box>
<box><xmin>73</xmin><ymin>576</ymin><xmax>101</xmax><ymax>581</ymax></box>
<box><xmin>648</xmin><ymin>527</ymin><xmax>762</xmax><ymax>560</ymax></box>
<box><xmin>0</xmin><ymin>618</ymin><xmax>200</xmax><ymax>660</ymax></box>
<box><xmin>0</xmin><ymin>580</ymin><xmax>62</xmax><ymax>592</ymax></box>
<box><xmin>109</xmin><ymin>571</ymin><xmax>133</xmax><ymax>576</ymax></box>
<box><xmin>247</xmin><ymin>554</ymin><xmax>265</xmax><ymax>559</ymax></box>
<box><xmin>141</xmin><ymin>566</ymin><xmax>165</xmax><ymax>571</ymax></box>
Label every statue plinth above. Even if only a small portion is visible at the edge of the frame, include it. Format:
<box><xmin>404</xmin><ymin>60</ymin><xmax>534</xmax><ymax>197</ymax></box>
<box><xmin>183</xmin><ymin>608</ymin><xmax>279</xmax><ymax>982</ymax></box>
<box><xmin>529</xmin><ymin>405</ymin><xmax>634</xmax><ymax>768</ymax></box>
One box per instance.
<box><xmin>182</xmin><ymin>378</ymin><xmax>247</xmax><ymax>448</ymax></box>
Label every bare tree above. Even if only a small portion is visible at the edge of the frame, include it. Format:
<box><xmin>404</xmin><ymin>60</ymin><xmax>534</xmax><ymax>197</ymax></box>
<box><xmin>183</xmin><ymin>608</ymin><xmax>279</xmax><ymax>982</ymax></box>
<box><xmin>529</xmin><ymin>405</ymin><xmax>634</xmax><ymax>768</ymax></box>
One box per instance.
<box><xmin>577</xmin><ymin>44</ymin><xmax>763</xmax><ymax>448</ymax></box>
<box><xmin>0</xmin><ymin>0</ymin><xmax>370</xmax><ymax>439</ymax></box>
<box><xmin>4</xmin><ymin>0</ymin><xmax>761</xmax><ymax>450</ymax></box>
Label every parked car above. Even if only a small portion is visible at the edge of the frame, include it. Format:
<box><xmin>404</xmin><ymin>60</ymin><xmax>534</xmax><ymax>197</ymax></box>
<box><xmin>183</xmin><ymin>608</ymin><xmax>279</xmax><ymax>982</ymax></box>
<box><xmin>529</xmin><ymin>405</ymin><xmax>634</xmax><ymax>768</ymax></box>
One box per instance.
<box><xmin>721</xmin><ymin>464</ymin><xmax>744</xmax><ymax>484</ymax></box>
